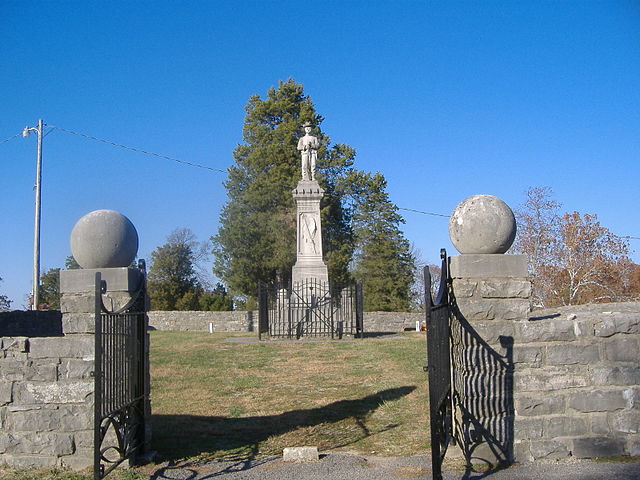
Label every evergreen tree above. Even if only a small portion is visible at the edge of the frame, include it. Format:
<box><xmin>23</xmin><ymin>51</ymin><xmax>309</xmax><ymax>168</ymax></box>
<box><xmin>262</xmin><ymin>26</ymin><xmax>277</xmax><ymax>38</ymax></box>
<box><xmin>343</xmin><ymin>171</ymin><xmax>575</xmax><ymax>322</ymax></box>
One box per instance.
<box><xmin>212</xmin><ymin>79</ymin><xmax>355</xmax><ymax>298</ymax></box>
<box><xmin>347</xmin><ymin>171</ymin><xmax>416</xmax><ymax>311</ymax></box>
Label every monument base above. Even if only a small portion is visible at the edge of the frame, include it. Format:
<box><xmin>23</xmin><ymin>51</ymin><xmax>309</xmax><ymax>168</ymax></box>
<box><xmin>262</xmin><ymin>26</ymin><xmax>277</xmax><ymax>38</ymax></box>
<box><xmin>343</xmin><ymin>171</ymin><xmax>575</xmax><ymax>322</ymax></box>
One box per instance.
<box><xmin>291</xmin><ymin>261</ymin><xmax>329</xmax><ymax>286</ymax></box>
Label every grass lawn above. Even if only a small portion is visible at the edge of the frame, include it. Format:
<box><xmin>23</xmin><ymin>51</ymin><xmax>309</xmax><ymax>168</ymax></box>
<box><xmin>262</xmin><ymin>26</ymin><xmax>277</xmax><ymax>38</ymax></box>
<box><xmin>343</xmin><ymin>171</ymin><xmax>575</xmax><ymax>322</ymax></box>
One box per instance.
<box><xmin>149</xmin><ymin>331</ymin><xmax>430</xmax><ymax>462</ymax></box>
<box><xmin>0</xmin><ymin>330</ymin><xmax>430</xmax><ymax>480</ymax></box>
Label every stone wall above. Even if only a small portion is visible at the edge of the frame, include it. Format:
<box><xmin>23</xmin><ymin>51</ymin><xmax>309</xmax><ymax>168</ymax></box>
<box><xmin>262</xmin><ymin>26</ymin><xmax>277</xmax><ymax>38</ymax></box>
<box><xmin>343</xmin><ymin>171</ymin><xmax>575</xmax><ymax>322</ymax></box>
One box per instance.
<box><xmin>513</xmin><ymin>303</ymin><xmax>640</xmax><ymax>461</ymax></box>
<box><xmin>448</xmin><ymin>253</ymin><xmax>640</xmax><ymax>463</ymax></box>
<box><xmin>147</xmin><ymin>310</ymin><xmax>424</xmax><ymax>333</ymax></box>
<box><xmin>0</xmin><ymin>311</ymin><xmax>94</xmax><ymax>469</ymax></box>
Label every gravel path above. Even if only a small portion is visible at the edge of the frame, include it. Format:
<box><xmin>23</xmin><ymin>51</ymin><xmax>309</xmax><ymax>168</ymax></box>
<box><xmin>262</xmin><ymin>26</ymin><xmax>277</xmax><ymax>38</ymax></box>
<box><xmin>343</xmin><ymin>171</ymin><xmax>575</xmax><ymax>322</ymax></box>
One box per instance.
<box><xmin>139</xmin><ymin>453</ymin><xmax>640</xmax><ymax>480</ymax></box>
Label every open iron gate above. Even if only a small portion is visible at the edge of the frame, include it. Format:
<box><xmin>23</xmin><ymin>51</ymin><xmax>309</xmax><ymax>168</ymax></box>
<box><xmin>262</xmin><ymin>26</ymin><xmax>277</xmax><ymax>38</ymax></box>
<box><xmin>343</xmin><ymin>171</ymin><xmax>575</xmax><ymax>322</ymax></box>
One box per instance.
<box><xmin>93</xmin><ymin>267</ymin><xmax>148</xmax><ymax>480</ymax></box>
<box><xmin>424</xmin><ymin>249</ymin><xmax>453</xmax><ymax>480</ymax></box>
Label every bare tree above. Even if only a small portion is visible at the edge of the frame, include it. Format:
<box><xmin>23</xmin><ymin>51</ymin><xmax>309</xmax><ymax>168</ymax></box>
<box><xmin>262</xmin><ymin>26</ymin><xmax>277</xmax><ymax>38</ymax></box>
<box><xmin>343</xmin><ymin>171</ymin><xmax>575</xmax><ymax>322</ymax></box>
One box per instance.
<box><xmin>513</xmin><ymin>186</ymin><xmax>561</xmax><ymax>307</ymax></box>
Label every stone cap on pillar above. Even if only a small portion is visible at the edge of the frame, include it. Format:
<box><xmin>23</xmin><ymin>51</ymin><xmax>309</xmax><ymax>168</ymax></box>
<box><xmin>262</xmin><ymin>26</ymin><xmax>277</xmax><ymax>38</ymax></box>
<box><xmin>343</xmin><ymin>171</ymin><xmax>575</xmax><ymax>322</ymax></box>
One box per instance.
<box><xmin>449</xmin><ymin>254</ymin><xmax>528</xmax><ymax>278</ymax></box>
<box><xmin>60</xmin><ymin>267</ymin><xmax>144</xmax><ymax>294</ymax></box>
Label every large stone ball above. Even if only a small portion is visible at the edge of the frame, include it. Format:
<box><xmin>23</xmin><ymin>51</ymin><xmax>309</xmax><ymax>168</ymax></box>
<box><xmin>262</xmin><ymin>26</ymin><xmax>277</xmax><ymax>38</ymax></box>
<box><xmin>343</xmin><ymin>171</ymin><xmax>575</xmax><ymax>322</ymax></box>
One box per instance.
<box><xmin>448</xmin><ymin>195</ymin><xmax>516</xmax><ymax>254</ymax></box>
<box><xmin>70</xmin><ymin>210</ymin><xmax>139</xmax><ymax>268</ymax></box>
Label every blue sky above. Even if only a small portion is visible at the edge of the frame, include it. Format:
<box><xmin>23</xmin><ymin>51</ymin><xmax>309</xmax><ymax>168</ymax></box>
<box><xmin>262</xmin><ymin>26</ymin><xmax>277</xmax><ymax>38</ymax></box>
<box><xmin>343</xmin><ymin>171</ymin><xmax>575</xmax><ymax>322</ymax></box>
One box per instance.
<box><xmin>1</xmin><ymin>1</ymin><xmax>639</xmax><ymax>307</ymax></box>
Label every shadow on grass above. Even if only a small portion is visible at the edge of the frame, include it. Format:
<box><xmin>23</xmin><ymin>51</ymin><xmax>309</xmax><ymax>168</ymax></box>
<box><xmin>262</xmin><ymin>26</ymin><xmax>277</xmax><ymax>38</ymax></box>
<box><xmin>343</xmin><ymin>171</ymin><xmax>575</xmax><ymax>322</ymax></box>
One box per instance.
<box><xmin>151</xmin><ymin>385</ymin><xmax>416</xmax><ymax>464</ymax></box>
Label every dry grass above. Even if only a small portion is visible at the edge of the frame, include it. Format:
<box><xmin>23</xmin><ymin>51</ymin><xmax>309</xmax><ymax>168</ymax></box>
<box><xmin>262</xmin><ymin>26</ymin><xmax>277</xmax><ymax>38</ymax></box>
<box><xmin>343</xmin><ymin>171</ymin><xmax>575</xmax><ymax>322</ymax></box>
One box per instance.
<box><xmin>149</xmin><ymin>331</ymin><xmax>430</xmax><ymax>462</ymax></box>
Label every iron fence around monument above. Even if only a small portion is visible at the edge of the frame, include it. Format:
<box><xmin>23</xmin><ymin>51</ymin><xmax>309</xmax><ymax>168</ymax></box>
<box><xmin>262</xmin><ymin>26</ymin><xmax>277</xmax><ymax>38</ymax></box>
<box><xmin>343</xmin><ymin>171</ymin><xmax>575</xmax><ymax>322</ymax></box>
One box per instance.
<box><xmin>258</xmin><ymin>279</ymin><xmax>363</xmax><ymax>339</ymax></box>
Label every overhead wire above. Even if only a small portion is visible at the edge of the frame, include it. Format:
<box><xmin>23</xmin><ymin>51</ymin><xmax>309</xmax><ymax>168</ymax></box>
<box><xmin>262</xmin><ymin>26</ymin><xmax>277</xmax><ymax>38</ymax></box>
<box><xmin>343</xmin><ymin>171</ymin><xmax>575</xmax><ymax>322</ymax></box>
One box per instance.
<box><xmin>3</xmin><ymin>123</ymin><xmax>638</xmax><ymax>240</ymax></box>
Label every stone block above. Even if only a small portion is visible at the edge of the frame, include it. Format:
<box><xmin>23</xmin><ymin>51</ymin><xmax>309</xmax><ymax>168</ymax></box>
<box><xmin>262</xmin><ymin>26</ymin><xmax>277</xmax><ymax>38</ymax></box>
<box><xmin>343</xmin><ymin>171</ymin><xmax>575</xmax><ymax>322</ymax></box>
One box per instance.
<box><xmin>515</xmin><ymin>366</ymin><xmax>589</xmax><ymax>392</ymax></box>
<box><xmin>62</xmin><ymin>313</ymin><xmax>95</xmax><ymax>334</ymax></box>
<box><xmin>478</xmin><ymin>279</ymin><xmax>532</xmax><ymax>299</ymax></box>
<box><xmin>59</xmin><ymin>448</ymin><xmax>94</xmax><ymax>469</ymax></box>
<box><xmin>59</xmin><ymin>359</ymin><xmax>94</xmax><ymax>379</ymax></box>
<box><xmin>60</xmin><ymin>267</ymin><xmax>143</xmax><ymax>294</ymax></box>
<box><xmin>590</xmin><ymin>413</ymin><xmax>610</xmax><ymax>435</ymax></box>
<box><xmin>28</xmin><ymin>337</ymin><xmax>94</xmax><ymax>359</ymax></box>
<box><xmin>544</xmin><ymin>416</ymin><xmax>589</xmax><ymax>437</ymax></box>
<box><xmin>627</xmin><ymin>436</ymin><xmax>640</xmax><ymax>456</ymax></box>
<box><xmin>573</xmin><ymin>319</ymin><xmax>594</xmax><ymax>337</ymax></box>
<box><xmin>591</xmin><ymin>366</ymin><xmax>640</xmax><ymax>386</ymax></box>
<box><xmin>515</xmin><ymin>320</ymin><xmax>576</xmax><ymax>343</ymax></box>
<box><xmin>568</xmin><ymin>389</ymin><xmax>626</xmax><ymax>413</ymax></box>
<box><xmin>594</xmin><ymin>314</ymin><xmax>640</xmax><ymax>337</ymax></box>
<box><xmin>16</xmin><ymin>381</ymin><xmax>93</xmax><ymax>404</ymax></box>
<box><xmin>515</xmin><ymin>394</ymin><xmax>565</xmax><ymax>416</ymax></box>
<box><xmin>449</xmin><ymin>254</ymin><xmax>528</xmax><ymax>278</ymax></box>
<box><xmin>2</xmin><ymin>337</ymin><xmax>28</xmax><ymax>353</ymax></box>
<box><xmin>514</xmin><ymin>417</ymin><xmax>544</xmax><ymax>439</ymax></box>
<box><xmin>7</xmin><ymin>405</ymin><xmax>92</xmax><ymax>432</ymax></box>
<box><xmin>512</xmin><ymin>345</ymin><xmax>543</xmax><ymax>365</ymax></box>
<box><xmin>623</xmin><ymin>387</ymin><xmax>640</xmax><ymax>409</ymax></box>
<box><xmin>282</xmin><ymin>446</ymin><xmax>319</xmax><ymax>462</ymax></box>
<box><xmin>2</xmin><ymin>432</ymin><xmax>74</xmax><ymax>456</ymax></box>
<box><xmin>604</xmin><ymin>337</ymin><xmax>639</xmax><ymax>362</ymax></box>
<box><xmin>452</xmin><ymin>279</ymin><xmax>477</xmax><ymax>298</ymax></box>
<box><xmin>461</xmin><ymin>321</ymin><xmax>515</xmax><ymax>345</ymax></box>
<box><xmin>529</xmin><ymin>439</ymin><xmax>570</xmax><ymax>459</ymax></box>
<box><xmin>610</xmin><ymin>410</ymin><xmax>640</xmax><ymax>434</ymax></box>
<box><xmin>0</xmin><ymin>454</ymin><xmax>58</xmax><ymax>468</ymax></box>
<box><xmin>546</xmin><ymin>344</ymin><xmax>600</xmax><ymax>365</ymax></box>
<box><xmin>0</xmin><ymin>381</ymin><xmax>12</xmax><ymax>405</ymax></box>
<box><xmin>571</xmin><ymin>436</ymin><xmax>626</xmax><ymax>458</ymax></box>
<box><xmin>514</xmin><ymin>440</ymin><xmax>533</xmax><ymax>462</ymax></box>
<box><xmin>59</xmin><ymin>294</ymin><xmax>95</xmax><ymax>314</ymax></box>
<box><xmin>455</xmin><ymin>299</ymin><xmax>530</xmax><ymax>322</ymax></box>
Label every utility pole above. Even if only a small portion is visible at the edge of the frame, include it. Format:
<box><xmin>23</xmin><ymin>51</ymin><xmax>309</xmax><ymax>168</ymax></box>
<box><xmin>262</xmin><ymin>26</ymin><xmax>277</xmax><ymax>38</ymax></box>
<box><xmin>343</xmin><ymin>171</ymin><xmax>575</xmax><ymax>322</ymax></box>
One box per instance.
<box><xmin>23</xmin><ymin>119</ymin><xmax>44</xmax><ymax>310</ymax></box>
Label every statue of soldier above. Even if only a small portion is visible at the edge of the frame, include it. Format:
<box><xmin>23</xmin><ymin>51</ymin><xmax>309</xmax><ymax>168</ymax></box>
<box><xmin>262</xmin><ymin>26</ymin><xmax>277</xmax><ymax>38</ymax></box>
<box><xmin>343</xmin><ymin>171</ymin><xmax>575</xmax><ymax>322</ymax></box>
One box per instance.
<box><xmin>297</xmin><ymin>121</ymin><xmax>319</xmax><ymax>181</ymax></box>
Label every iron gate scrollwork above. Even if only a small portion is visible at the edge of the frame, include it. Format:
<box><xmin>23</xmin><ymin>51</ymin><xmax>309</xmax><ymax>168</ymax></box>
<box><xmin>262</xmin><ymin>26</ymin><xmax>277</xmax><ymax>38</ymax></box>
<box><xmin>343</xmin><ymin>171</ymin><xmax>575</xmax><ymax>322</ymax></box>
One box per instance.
<box><xmin>93</xmin><ymin>263</ymin><xmax>148</xmax><ymax>480</ymax></box>
<box><xmin>424</xmin><ymin>249</ymin><xmax>453</xmax><ymax>480</ymax></box>
<box><xmin>258</xmin><ymin>279</ymin><xmax>363</xmax><ymax>339</ymax></box>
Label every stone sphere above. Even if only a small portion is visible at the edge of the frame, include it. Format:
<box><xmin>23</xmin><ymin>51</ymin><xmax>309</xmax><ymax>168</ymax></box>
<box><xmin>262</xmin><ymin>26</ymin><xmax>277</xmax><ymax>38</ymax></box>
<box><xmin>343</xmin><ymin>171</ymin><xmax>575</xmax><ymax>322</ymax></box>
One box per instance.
<box><xmin>70</xmin><ymin>210</ymin><xmax>139</xmax><ymax>268</ymax></box>
<box><xmin>448</xmin><ymin>195</ymin><xmax>516</xmax><ymax>254</ymax></box>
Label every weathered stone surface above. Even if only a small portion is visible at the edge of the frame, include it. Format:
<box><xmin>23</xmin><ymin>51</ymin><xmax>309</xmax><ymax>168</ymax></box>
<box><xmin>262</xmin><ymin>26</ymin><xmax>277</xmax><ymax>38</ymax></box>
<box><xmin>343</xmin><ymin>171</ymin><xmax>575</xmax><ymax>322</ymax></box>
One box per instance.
<box><xmin>0</xmin><ymin>453</ymin><xmax>58</xmax><ymax>468</ymax></box>
<box><xmin>590</xmin><ymin>413</ymin><xmax>610</xmax><ymax>435</ymax></box>
<box><xmin>0</xmin><ymin>432</ymin><xmax>74</xmax><ymax>455</ymax></box>
<box><xmin>455</xmin><ymin>298</ymin><xmax>530</xmax><ymax>322</ymax></box>
<box><xmin>568</xmin><ymin>389</ymin><xmax>626</xmax><ymax>413</ymax></box>
<box><xmin>7</xmin><ymin>405</ymin><xmax>92</xmax><ymax>432</ymax></box>
<box><xmin>59</xmin><ymin>448</ymin><xmax>93</xmax><ymax>469</ymax></box>
<box><xmin>544</xmin><ymin>416</ymin><xmax>589</xmax><ymax>437</ymax></box>
<box><xmin>529</xmin><ymin>439</ymin><xmax>570</xmax><ymax>459</ymax></box>
<box><xmin>512</xmin><ymin>345</ymin><xmax>543</xmax><ymax>365</ymax></box>
<box><xmin>282</xmin><ymin>446</ymin><xmax>319</xmax><ymax>462</ymax></box>
<box><xmin>449</xmin><ymin>254</ymin><xmax>528</xmax><ymax>278</ymax></box>
<box><xmin>28</xmin><ymin>337</ymin><xmax>94</xmax><ymax>359</ymax></box>
<box><xmin>61</xmin><ymin>313</ymin><xmax>95</xmax><ymax>334</ymax></box>
<box><xmin>623</xmin><ymin>387</ymin><xmax>640</xmax><ymax>409</ymax></box>
<box><xmin>448</xmin><ymin>195</ymin><xmax>517</xmax><ymax>254</ymax></box>
<box><xmin>59</xmin><ymin>359</ymin><xmax>94</xmax><ymax>379</ymax></box>
<box><xmin>627</xmin><ymin>436</ymin><xmax>640</xmax><ymax>456</ymax></box>
<box><xmin>573</xmin><ymin>319</ymin><xmax>594</xmax><ymax>337</ymax></box>
<box><xmin>59</xmin><ymin>294</ymin><xmax>95</xmax><ymax>314</ymax></box>
<box><xmin>546</xmin><ymin>344</ymin><xmax>600</xmax><ymax>365</ymax></box>
<box><xmin>591</xmin><ymin>366</ymin><xmax>640</xmax><ymax>386</ymax></box>
<box><xmin>610</xmin><ymin>410</ymin><xmax>640</xmax><ymax>434</ymax></box>
<box><xmin>571</xmin><ymin>436</ymin><xmax>626</xmax><ymax>458</ymax></box>
<box><xmin>514</xmin><ymin>417</ymin><xmax>544</xmax><ymax>439</ymax></box>
<box><xmin>515</xmin><ymin>367</ymin><xmax>589</xmax><ymax>392</ymax></box>
<box><xmin>478</xmin><ymin>279</ymin><xmax>532</xmax><ymax>299</ymax></box>
<box><xmin>594</xmin><ymin>314</ymin><xmax>640</xmax><ymax>337</ymax></box>
<box><xmin>0</xmin><ymin>381</ymin><xmax>12</xmax><ymax>405</ymax></box>
<box><xmin>516</xmin><ymin>320</ymin><xmax>576</xmax><ymax>343</ymax></box>
<box><xmin>453</xmin><ymin>279</ymin><xmax>477</xmax><ymax>298</ymax></box>
<box><xmin>515</xmin><ymin>394</ymin><xmax>565</xmax><ymax>416</ymax></box>
<box><xmin>603</xmin><ymin>337</ymin><xmax>639</xmax><ymax>362</ymax></box>
<box><xmin>514</xmin><ymin>440</ymin><xmax>533</xmax><ymax>462</ymax></box>
<box><xmin>16</xmin><ymin>381</ymin><xmax>93</xmax><ymax>404</ymax></box>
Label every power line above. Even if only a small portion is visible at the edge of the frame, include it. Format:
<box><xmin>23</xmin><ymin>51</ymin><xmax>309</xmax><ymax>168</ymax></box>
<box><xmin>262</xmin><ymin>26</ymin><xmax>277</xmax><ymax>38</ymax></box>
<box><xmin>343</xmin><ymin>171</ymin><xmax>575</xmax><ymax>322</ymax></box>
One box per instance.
<box><xmin>0</xmin><ymin>131</ymin><xmax>22</xmax><ymax>145</ymax></box>
<box><xmin>46</xmin><ymin>124</ymin><xmax>228</xmax><ymax>174</ymax></box>
<box><xmin>398</xmin><ymin>207</ymin><xmax>450</xmax><ymax>218</ymax></box>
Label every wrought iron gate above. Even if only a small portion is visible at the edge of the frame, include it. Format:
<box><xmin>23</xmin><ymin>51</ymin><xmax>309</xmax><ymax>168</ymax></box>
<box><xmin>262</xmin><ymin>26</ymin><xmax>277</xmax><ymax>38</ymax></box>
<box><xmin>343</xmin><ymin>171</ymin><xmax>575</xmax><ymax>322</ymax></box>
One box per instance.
<box><xmin>258</xmin><ymin>279</ymin><xmax>363</xmax><ymax>339</ymax></box>
<box><xmin>93</xmin><ymin>267</ymin><xmax>148</xmax><ymax>480</ymax></box>
<box><xmin>424</xmin><ymin>249</ymin><xmax>453</xmax><ymax>480</ymax></box>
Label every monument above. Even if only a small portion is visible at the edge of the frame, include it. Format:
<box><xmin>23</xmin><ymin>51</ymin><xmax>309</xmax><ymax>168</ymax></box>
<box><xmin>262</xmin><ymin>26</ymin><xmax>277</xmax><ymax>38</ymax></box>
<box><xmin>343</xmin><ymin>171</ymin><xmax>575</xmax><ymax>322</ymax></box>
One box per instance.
<box><xmin>291</xmin><ymin>122</ymin><xmax>328</xmax><ymax>285</ymax></box>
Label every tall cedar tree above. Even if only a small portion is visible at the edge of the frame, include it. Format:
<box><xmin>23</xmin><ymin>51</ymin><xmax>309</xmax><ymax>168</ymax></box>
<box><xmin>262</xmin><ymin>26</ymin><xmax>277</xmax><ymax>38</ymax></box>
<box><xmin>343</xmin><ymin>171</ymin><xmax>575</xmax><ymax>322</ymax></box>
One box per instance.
<box><xmin>212</xmin><ymin>79</ymin><xmax>355</xmax><ymax>299</ymax></box>
<box><xmin>347</xmin><ymin>171</ymin><xmax>416</xmax><ymax>311</ymax></box>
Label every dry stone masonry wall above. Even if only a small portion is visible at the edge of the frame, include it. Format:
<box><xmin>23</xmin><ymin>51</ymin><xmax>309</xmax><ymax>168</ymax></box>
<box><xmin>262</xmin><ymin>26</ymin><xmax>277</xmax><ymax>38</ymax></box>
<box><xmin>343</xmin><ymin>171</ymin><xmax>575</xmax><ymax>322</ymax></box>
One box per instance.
<box><xmin>0</xmin><ymin>311</ymin><xmax>95</xmax><ymax>469</ymax></box>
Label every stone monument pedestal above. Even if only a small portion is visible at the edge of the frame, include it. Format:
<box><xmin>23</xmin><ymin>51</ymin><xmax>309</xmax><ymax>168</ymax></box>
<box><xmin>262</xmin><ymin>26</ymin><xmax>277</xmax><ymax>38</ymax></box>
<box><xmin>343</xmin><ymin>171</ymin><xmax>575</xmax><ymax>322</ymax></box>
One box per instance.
<box><xmin>291</xmin><ymin>180</ymin><xmax>328</xmax><ymax>285</ymax></box>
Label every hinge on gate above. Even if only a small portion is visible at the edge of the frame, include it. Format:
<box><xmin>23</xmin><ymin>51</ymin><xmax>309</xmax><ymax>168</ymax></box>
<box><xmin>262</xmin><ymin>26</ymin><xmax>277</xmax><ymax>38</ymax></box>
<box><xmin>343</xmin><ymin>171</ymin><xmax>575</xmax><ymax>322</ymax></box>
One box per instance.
<box><xmin>90</xmin><ymin>371</ymin><xmax>96</xmax><ymax>377</ymax></box>
<box><xmin>423</xmin><ymin>365</ymin><xmax>429</xmax><ymax>372</ymax></box>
